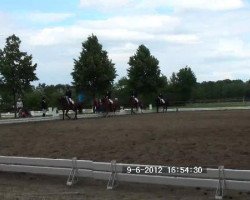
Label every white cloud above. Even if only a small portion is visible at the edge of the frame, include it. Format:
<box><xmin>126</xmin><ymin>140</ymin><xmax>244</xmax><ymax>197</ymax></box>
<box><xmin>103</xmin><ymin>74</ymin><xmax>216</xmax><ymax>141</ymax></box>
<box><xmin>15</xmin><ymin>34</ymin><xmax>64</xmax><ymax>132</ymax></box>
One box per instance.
<box><xmin>167</xmin><ymin>0</ymin><xmax>244</xmax><ymax>11</ymax></box>
<box><xmin>109</xmin><ymin>42</ymin><xmax>138</xmax><ymax>52</ymax></box>
<box><xmin>28</xmin><ymin>14</ymin><xmax>198</xmax><ymax>46</ymax></box>
<box><xmin>80</xmin><ymin>0</ymin><xmax>133</xmax><ymax>11</ymax></box>
<box><xmin>79</xmin><ymin>0</ymin><xmax>244</xmax><ymax>12</ymax></box>
<box><xmin>27</xmin><ymin>12</ymin><xmax>74</xmax><ymax>24</ymax></box>
<box><xmin>216</xmin><ymin>38</ymin><xmax>250</xmax><ymax>58</ymax></box>
<box><xmin>77</xmin><ymin>15</ymin><xmax>180</xmax><ymax>32</ymax></box>
<box><xmin>1</xmin><ymin>0</ymin><xmax>249</xmax><ymax>84</ymax></box>
<box><xmin>162</xmin><ymin>34</ymin><xmax>200</xmax><ymax>44</ymax></box>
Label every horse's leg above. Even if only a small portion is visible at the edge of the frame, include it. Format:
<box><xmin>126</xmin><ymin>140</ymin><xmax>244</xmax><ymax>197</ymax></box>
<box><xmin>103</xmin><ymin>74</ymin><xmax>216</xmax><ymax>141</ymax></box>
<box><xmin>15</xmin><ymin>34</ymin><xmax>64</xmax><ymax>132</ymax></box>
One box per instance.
<box><xmin>114</xmin><ymin>105</ymin><xmax>116</xmax><ymax>115</ymax></box>
<box><xmin>132</xmin><ymin>106</ymin><xmax>136</xmax><ymax>114</ymax></box>
<box><xmin>62</xmin><ymin>109</ymin><xmax>65</xmax><ymax>120</ymax></box>
<box><xmin>74</xmin><ymin>108</ymin><xmax>77</xmax><ymax>120</ymax></box>
<box><xmin>105</xmin><ymin>104</ymin><xmax>109</xmax><ymax>117</ymax></box>
<box><xmin>106</xmin><ymin>109</ymin><xmax>109</xmax><ymax>117</ymax></box>
<box><xmin>66</xmin><ymin>109</ymin><xmax>71</xmax><ymax>119</ymax></box>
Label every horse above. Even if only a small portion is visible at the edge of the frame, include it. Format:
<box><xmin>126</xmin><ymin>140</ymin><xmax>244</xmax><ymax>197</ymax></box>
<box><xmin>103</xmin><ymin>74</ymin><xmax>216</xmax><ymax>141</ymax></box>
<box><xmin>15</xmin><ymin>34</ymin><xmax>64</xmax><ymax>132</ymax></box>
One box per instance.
<box><xmin>101</xmin><ymin>97</ymin><xmax>120</xmax><ymax>117</ymax></box>
<box><xmin>155</xmin><ymin>96</ymin><xmax>169</xmax><ymax>113</ymax></box>
<box><xmin>59</xmin><ymin>96</ymin><xmax>83</xmax><ymax>120</ymax></box>
<box><xmin>130</xmin><ymin>96</ymin><xmax>143</xmax><ymax>114</ymax></box>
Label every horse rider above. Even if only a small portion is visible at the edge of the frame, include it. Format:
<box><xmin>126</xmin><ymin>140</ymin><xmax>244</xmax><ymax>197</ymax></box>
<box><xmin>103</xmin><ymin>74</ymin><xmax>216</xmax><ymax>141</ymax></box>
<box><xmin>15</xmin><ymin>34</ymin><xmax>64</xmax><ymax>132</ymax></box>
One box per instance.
<box><xmin>158</xmin><ymin>93</ymin><xmax>165</xmax><ymax>104</ymax></box>
<box><xmin>106</xmin><ymin>91</ymin><xmax>113</xmax><ymax>104</ymax></box>
<box><xmin>16</xmin><ymin>97</ymin><xmax>23</xmax><ymax>116</ymax></box>
<box><xmin>41</xmin><ymin>96</ymin><xmax>47</xmax><ymax>117</ymax></box>
<box><xmin>131</xmin><ymin>90</ymin><xmax>139</xmax><ymax>103</ymax></box>
<box><xmin>65</xmin><ymin>86</ymin><xmax>74</xmax><ymax>105</ymax></box>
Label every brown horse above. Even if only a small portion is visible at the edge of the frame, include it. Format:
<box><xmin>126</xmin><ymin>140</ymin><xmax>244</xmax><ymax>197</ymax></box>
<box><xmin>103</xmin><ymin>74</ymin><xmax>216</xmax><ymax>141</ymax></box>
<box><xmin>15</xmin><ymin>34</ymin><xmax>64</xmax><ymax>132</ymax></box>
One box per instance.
<box><xmin>59</xmin><ymin>96</ymin><xmax>83</xmax><ymax>120</ymax></box>
<box><xmin>101</xmin><ymin>97</ymin><xmax>120</xmax><ymax>117</ymax></box>
<box><xmin>130</xmin><ymin>96</ymin><xmax>143</xmax><ymax>114</ymax></box>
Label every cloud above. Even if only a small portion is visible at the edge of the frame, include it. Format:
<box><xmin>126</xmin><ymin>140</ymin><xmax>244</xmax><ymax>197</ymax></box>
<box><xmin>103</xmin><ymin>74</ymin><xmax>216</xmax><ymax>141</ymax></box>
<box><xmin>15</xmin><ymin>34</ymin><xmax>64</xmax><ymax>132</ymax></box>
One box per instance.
<box><xmin>28</xmin><ymin>14</ymin><xmax>199</xmax><ymax>46</ymax></box>
<box><xmin>79</xmin><ymin>0</ymin><xmax>133</xmax><ymax>11</ymax></box>
<box><xmin>216</xmin><ymin>38</ymin><xmax>250</xmax><ymax>58</ymax></box>
<box><xmin>79</xmin><ymin>0</ymin><xmax>244</xmax><ymax>12</ymax></box>
<box><xmin>162</xmin><ymin>34</ymin><xmax>200</xmax><ymax>44</ymax></box>
<box><xmin>167</xmin><ymin>0</ymin><xmax>244</xmax><ymax>11</ymax></box>
<box><xmin>1</xmin><ymin>0</ymin><xmax>249</xmax><ymax>85</ymax></box>
<box><xmin>204</xmin><ymin>38</ymin><xmax>250</xmax><ymax>64</ymax></box>
<box><xmin>27</xmin><ymin>12</ymin><xmax>75</xmax><ymax>24</ymax></box>
<box><xmin>77</xmin><ymin>15</ymin><xmax>180</xmax><ymax>32</ymax></box>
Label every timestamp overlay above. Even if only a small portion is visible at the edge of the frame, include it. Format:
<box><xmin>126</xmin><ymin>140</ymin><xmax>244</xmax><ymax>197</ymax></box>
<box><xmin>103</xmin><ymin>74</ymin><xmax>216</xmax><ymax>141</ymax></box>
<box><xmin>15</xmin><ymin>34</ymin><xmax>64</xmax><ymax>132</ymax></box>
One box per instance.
<box><xmin>122</xmin><ymin>165</ymin><xmax>207</xmax><ymax>175</ymax></box>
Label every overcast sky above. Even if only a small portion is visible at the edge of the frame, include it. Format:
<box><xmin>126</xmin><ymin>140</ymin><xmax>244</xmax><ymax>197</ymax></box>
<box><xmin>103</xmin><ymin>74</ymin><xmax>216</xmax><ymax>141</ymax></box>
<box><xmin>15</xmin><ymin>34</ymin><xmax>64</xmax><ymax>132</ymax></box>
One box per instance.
<box><xmin>1</xmin><ymin>0</ymin><xmax>250</xmax><ymax>85</ymax></box>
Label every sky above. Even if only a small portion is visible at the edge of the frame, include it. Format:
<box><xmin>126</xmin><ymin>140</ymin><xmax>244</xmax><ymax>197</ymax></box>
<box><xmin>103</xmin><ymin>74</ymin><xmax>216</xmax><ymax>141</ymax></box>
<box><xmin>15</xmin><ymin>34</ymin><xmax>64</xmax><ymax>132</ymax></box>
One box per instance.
<box><xmin>1</xmin><ymin>0</ymin><xmax>250</xmax><ymax>85</ymax></box>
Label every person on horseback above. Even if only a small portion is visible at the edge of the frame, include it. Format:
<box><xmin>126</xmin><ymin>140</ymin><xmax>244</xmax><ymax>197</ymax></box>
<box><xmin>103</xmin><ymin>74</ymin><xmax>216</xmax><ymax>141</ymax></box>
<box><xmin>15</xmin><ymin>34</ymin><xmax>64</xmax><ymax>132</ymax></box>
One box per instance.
<box><xmin>106</xmin><ymin>91</ymin><xmax>113</xmax><ymax>104</ymax></box>
<box><xmin>131</xmin><ymin>90</ymin><xmax>139</xmax><ymax>103</ymax></box>
<box><xmin>41</xmin><ymin>96</ymin><xmax>47</xmax><ymax>117</ymax></box>
<box><xmin>158</xmin><ymin>93</ymin><xmax>165</xmax><ymax>104</ymax></box>
<box><xmin>16</xmin><ymin>97</ymin><xmax>23</xmax><ymax>117</ymax></box>
<box><xmin>65</xmin><ymin>86</ymin><xmax>74</xmax><ymax>105</ymax></box>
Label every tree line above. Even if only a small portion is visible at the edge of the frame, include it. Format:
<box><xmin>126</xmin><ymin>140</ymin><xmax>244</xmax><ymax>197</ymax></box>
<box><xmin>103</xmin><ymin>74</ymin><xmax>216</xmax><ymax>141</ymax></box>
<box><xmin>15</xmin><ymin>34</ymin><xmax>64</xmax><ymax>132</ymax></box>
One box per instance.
<box><xmin>1</xmin><ymin>34</ymin><xmax>250</xmax><ymax>113</ymax></box>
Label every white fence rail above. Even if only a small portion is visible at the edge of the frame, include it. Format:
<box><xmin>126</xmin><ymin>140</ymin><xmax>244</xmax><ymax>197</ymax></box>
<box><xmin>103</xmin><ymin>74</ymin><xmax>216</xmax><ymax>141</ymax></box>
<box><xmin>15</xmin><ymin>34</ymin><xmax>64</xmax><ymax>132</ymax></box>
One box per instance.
<box><xmin>0</xmin><ymin>156</ymin><xmax>250</xmax><ymax>196</ymax></box>
<box><xmin>1</xmin><ymin>106</ymin><xmax>250</xmax><ymax>125</ymax></box>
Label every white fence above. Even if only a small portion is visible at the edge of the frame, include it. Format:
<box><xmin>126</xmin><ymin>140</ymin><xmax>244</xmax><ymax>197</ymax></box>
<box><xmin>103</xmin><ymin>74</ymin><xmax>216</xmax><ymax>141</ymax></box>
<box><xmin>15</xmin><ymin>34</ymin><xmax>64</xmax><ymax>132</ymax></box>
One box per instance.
<box><xmin>0</xmin><ymin>156</ymin><xmax>249</xmax><ymax>199</ymax></box>
<box><xmin>1</xmin><ymin>106</ymin><xmax>250</xmax><ymax>125</ymax></box>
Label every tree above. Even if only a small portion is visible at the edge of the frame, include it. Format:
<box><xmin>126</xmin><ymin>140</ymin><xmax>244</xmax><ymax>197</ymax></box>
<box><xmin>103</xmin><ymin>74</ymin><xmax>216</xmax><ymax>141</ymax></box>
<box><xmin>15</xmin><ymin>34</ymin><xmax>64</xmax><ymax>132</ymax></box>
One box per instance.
<box><xmin>127</xmin><ymin>45</ymin><xmax>166</xmax><ymax>103</ymax></box>
<box><xmin>113</xmin><ymin>77</ymin><xmax>131</xmax><ymax>107</ymax></box>
<box><xmin>72</xmin><ymin>34</ymin><xmax>116</xmax><ymax>98</ymax></box>
<box><xmin>170</xmin><ymin>66</ymin><xmax>197</xmax><ymax>102</ymax></box>
<box><xmin>0</xmin><ymin>35</ymin><xmax>38</xmax><ymax>117</ymax></box>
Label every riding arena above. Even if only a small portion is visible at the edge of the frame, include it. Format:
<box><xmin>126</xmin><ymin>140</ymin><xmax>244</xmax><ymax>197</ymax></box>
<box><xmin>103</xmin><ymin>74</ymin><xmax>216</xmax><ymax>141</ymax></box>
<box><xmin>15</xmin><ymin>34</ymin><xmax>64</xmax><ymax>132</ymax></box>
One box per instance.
<box><xmin>0</xmin><ymin>105</ymin><xmax>250</xmax><ymax>199</ymax></box>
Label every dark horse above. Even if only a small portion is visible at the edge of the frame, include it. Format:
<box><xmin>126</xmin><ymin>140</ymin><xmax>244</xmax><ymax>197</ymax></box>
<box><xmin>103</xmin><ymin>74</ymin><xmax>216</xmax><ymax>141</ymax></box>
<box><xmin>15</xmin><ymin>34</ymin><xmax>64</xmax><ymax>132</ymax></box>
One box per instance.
<box><xmin>59</xmin><ymin>96</ymin><xmax>83</xmax><ymax>120</ymax></box>
<box><xmin>101</xmin><ymin>97</ymin><xmax>120</xmax><ymax>117</ymax></box>
<box><xmin>130</xmin><ymin>96</ymin><xmax>143</xmax><ymax>114</ymax></box>
<box><xmin>155</xmin><ymin>96</ymin><xmax>169</xmax><ymax>113</ymax></box>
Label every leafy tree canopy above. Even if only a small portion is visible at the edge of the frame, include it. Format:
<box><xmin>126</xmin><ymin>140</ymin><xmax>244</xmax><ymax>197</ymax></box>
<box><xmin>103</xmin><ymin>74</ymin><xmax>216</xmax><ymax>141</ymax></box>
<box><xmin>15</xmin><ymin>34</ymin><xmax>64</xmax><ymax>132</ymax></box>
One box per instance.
<box><xmin>170</xmin><ymin>66</ymin><xmax>197</xmax><ymax>101</ymax></box>
<box><xmin>127</xmin><ymin>44</ymin><xmax>166</xmax><ymax>102</ymax></box>
<box><xmin>72</xmin><ymin>34</ymin><xmax>116</xmax><ymax>97</ymax></box>
<box><xmin>0</xmin><ymin>34</ymin><xmax>38</xmax><ymax>116</ymax></box>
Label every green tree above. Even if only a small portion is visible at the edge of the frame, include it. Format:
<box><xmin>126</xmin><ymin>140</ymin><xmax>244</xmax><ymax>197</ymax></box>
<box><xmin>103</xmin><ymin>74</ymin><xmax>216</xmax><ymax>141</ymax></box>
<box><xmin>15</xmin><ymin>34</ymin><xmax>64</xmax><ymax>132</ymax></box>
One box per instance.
<box><xmin>127</xmin><ymin>45</ymin><xmax>166</xmax><ymax>104</ymax></box>
<box><xmin>113</xmin><ymin>77</ymin><xmax>131</xmax><ymax>107</ymax></box>
<box><xmin>23</xmin><ymin>87</ymin><xmax>41</xmax><ymax>110</ymax></box>
<box><xmin>0</xmin><ymin>34</ymin><xmax>38</xmax><ymax>117</ymax></box>
<box><xmin>170</xmin><ymin>66</ymin><xmax>197</xmax><ymax>102</ymax></box>
<box><xmin>72</xmin><ymin>34</ymin><xmax>116</xmax><ymax>98</ymax></box>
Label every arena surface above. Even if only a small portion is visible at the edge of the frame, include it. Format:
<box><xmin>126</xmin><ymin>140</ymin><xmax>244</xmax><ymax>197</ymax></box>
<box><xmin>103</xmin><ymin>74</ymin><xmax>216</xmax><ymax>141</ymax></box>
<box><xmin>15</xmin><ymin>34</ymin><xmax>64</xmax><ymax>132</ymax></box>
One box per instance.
<box><xmin>0</xmin><ymin>110</ymin><xmax>250</xmax><ymax>199</ymax></box>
